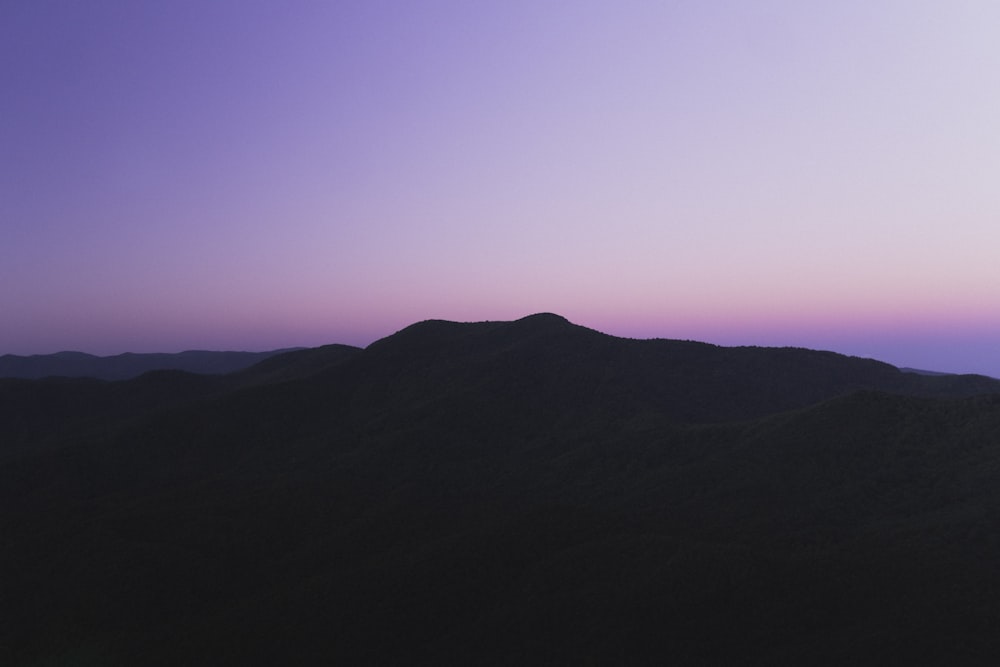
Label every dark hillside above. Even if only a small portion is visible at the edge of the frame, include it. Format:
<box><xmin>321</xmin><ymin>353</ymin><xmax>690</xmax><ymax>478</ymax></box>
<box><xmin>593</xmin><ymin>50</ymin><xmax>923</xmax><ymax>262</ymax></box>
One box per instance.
<box><xmin>230</xmin><ymin>343</ymin><xmax>362</xmax><ymax>387</ymax></box>
<box><xmin>0</xmin><ymin>345</ymin><xmax>361</xmax><ymax>461</ymax></box>
<box><xmin>0</xmin><ymin>372</ymin><xmax>226</xmax><ymax>461</ymax></box>
<box><xmin>351</xmin><ymin>313</ymin><xmax>1000</xmax><ymax>425</ymax></box>
<box><xmin>2</xmin><ymin>314</ymin><xmax>1000</xmax><ymax>665</ymax></box>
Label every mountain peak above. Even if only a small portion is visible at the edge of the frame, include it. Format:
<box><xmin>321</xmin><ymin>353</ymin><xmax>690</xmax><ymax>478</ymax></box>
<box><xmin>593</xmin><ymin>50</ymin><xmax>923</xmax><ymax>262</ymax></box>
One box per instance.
<box><xmin>514</xmin><ymin>312</ymin><xmax>572</xmax><ymax>327</ymax></box>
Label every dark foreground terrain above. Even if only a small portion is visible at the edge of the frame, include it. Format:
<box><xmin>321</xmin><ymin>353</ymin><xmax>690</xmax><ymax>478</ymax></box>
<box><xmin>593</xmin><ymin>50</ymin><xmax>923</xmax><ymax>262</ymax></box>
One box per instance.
<box><xmin>3</xmin><ymin>314</ymin><xmax>1000</xmax><ymax>665</ymax></box>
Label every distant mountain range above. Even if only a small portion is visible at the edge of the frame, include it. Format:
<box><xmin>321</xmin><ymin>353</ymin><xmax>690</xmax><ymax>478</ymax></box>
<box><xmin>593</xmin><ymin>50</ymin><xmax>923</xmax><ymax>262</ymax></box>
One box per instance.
<box><xmin>3</xmin><ymin>313</ymin><xmax>1000</xmax><ymax>665</ymax></box>
<box><xmin>0</xmin><ymin>348</ymin><xmax>303</xmax><ymax>381</ymax></box>
<box><xmin>899</xmin><ymin>366</ymin><xmax>959</xmax><ymax>377</ymax></box>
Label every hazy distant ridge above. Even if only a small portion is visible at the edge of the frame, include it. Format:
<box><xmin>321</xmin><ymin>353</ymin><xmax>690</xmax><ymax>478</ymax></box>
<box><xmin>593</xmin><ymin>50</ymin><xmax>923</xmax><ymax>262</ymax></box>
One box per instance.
<box><xmin>0</xmin><ymin>349</ymin><xmax>300</xmax><ymax>381</ymax></box>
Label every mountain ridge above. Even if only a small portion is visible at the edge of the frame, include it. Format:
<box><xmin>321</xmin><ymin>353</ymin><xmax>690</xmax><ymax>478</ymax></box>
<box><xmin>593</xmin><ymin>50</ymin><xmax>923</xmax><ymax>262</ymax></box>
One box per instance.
<box><xmin>3</xmin><ymin>313</ymin><xmax>1000</xmax><ymax>664</ymax></box>
<box><xmin>0</xmin><ymin>348</ymin><xmax>304</xmax><ymax>381</ymax></box>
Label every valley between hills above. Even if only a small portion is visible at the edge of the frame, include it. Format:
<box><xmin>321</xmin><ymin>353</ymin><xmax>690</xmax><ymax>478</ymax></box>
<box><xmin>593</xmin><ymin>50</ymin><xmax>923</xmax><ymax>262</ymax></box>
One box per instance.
<box><xmin>3</xmin><ymin>314</ymin><xmax>1000</xmax><ymax>665</ymax></box>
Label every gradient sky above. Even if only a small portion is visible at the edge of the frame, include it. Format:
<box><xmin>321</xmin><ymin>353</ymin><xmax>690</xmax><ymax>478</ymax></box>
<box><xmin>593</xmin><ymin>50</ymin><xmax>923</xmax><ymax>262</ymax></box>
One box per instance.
<box><xmin>3</xmin><ymin>1</ymin><xmax>999</xmax><ymax>375</ymax></box>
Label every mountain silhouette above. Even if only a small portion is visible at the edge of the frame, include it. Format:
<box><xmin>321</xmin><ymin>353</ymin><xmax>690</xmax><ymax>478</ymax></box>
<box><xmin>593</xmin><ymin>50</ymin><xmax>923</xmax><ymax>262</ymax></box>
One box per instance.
<box><xmin>3</xmin><ymin>314</ymin><xmax>1000</xmax><ymax>665</ymax></box>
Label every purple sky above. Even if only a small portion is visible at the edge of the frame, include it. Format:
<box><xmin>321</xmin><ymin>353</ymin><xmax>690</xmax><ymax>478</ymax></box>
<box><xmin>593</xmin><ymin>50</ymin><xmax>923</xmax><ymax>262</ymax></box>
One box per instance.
<box><xmin>3</xmin><ymin>2</ymin><xmax>999</xmax><ymax>375</ymax></box>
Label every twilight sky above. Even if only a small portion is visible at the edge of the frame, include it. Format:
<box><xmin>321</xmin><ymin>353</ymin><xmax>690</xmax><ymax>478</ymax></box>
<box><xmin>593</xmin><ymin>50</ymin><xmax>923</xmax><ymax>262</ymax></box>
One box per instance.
<box><xmin>3</xmin><ymin>1</ymin><xmax>999</xmax><ymax>375</ymax></box>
